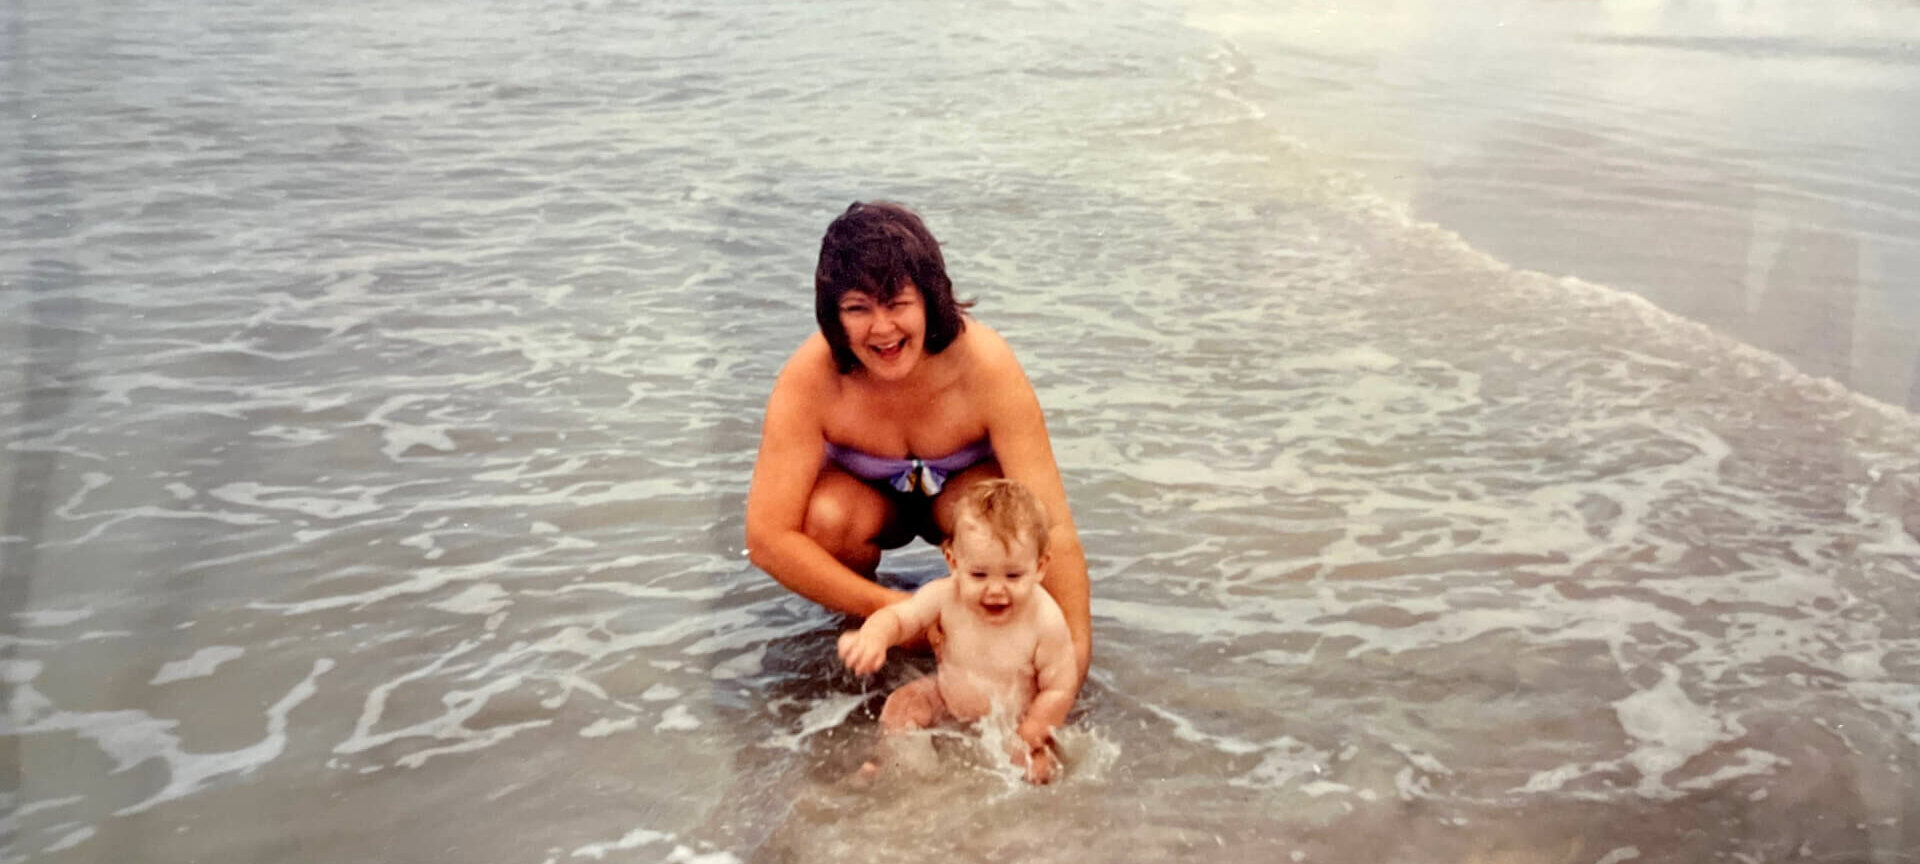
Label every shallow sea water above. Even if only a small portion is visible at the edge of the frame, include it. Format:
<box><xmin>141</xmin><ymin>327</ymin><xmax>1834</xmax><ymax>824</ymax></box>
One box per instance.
<box><xmin>3</xmin><ymin>0</ymin><xmax>1919</xmax><ymax>862</ymax></box>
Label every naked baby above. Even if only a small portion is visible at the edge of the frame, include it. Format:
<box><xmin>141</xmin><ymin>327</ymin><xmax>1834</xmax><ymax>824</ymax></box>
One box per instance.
<box><xmin>837</xmin><ymin>479</ymin><xmax>1081</xmax><ymax>784</ymax></box>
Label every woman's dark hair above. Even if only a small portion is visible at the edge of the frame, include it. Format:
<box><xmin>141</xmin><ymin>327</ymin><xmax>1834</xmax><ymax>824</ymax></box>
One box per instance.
<box><xmin>814</xmin><ymin>201</ymin><xmax>969</xmax><ymax>373</ymax></box>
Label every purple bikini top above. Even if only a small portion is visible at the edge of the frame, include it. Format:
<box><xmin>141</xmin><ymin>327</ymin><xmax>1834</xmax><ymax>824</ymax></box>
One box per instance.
<box><xmin>824</xmin><ymin>439</ymin><xmax>994</xmax><ymax>496</ymax></box>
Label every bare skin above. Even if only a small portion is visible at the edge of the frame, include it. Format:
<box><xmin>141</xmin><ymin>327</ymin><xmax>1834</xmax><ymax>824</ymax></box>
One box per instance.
<box><xmin>839</xmin><ymin>520</ymin><xmax>1078</xmax><ymax>783</ymax></box>
<box><xmin>744</xmin><ymin>292</ymin><xmax>1092</xmax><ymax>680</ymax></box>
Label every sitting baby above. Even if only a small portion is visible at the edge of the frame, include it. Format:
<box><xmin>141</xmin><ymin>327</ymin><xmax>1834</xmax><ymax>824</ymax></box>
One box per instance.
<box><xmin>838</xmin><ymin>478</ymin><xmax>1080</xmax><ymax>784</ymax></box>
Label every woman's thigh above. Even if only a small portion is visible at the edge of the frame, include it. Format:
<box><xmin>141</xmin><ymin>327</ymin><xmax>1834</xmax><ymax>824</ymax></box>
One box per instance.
<box><xmin>804</xmin><ymin>467</ymin><xmax>919</xmax><ymax>564</ymax></box>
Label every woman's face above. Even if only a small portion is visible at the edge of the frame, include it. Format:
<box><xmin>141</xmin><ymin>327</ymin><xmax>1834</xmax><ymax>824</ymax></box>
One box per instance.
<box><xmin>837</xmin><ymin>283</ymin><xmax>928</xmax><ymax>381</ymax></box>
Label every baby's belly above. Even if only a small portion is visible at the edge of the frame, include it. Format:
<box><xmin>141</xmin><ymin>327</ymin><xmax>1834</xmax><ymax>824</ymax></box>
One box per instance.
<box><xmin>937</xmin><ymin>664</ymin><xmax>1035</xmax><ymax>722</ymax></box>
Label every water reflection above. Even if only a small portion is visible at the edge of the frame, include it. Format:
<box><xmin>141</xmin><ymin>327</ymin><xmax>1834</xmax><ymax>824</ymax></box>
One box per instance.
<box><xmin>1192</xmin><ymin>0</ymin><xmax>1920</xmax><ymax>408</ymax></box>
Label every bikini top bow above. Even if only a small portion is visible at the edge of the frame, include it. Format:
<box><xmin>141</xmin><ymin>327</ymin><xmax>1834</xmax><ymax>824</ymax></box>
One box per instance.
<box><xmin>889</xmin><ymin>459</ymin><xmax>949</xmax><ymax>496</ymax></box>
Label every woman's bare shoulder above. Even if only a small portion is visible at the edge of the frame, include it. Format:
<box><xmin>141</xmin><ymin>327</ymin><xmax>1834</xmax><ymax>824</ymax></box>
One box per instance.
<box><xmin>762</xmin><ymin>335</ymin><xmax>842</xmax><ymax>436</ymax></box>
<box><xmin>774</xmin><ymin>333</ymin><xmax>840</xmax><ymax>394</ymax></box>
<box><xmin>953</xmin><ymin>319</ymin><xmax>1023</xmax><ymax>380</ymax></box>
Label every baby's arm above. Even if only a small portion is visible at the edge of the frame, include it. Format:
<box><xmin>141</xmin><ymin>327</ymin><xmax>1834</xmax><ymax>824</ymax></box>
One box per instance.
<box><xmin>838</xmin><ymin>579</ymin><xmax>952</xmax><ymax>676</ymax></box>
<box><xmin>1016</xmin><ymin>602</ymin><xmax>1081</xmax><ymax>781</ymax></box>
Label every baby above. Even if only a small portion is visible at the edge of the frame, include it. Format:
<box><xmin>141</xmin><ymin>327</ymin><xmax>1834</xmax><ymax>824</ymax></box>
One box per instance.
<box><xmin>837</xmin><ymin>479</ymin><xmax>1080</xmax><ymax>784</ymax></box>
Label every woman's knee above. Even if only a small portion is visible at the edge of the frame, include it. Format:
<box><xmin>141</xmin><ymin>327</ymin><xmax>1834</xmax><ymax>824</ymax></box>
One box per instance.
<box><xmin>804</xmin><ymin>476</ymin><xmax>890</xmax><ymax>569</ymax></box>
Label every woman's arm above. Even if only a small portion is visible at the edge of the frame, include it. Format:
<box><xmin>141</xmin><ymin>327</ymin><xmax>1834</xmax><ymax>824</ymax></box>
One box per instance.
<box><xmin>977</xmin><ymin>337</ymin><xmax>1092</xmax><ymax>680</ymax></box>
<box><xmin>745</xmin><ymin>346</ymin><xmax>908</xmax><ymax>618</ymax></box>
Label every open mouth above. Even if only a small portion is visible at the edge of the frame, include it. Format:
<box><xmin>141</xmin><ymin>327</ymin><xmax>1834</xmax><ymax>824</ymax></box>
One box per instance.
<box><xmin>980</xmin><ymin>599</ymin><xmax>1011</xmax><ymax>616</ymax></box>
<box><xmin>869</xmin><ymin>338</ymin><xmax>907</xmax><ymax>361</ymax></box>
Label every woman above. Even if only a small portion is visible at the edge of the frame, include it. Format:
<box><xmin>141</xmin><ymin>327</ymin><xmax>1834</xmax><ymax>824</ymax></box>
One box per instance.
<box><xmin>745</xmin><ymin>201</ymin><xmax>1092</xmax><ymax>679</ymax></box>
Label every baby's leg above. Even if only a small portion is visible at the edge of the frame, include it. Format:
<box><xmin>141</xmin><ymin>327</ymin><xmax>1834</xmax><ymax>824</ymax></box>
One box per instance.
<box><xmin>878</xmin><ymin>677</ymin><xmax>946</xmax><ymax>733</ymax></box>
<box><xmin>859</xmin><ymin>678</ymin><xmax>946</xmax><ymax>780</ymax></box>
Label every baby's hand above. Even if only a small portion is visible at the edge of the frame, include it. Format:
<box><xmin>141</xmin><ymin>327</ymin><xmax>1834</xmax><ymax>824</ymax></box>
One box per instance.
<box><xmin>1023</xmin><ymin>745</ymin><xmax>1056</xmax><ymax>785</ymax></box>
<box><xmin>1005</xmin><ymin>733</ymin><xmax>1058</xmax><ymax>785</ymax></box>
<box><xmin>837</xmin><ymin>630</ymin><xmax>886</xmax><ymax>676</ymax></box>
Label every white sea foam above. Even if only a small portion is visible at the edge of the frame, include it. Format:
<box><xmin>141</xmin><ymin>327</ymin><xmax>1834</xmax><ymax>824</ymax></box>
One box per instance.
<box><xmin>683</xmin><ymin>616</ymin><xmax>822</xmax><ymax>658</ymax></box>
<box><xmin>13</xmin><ymin>609</ymin><xmax>92</xmax><ymax>628</ymax></box>
<box><xmin>707</xmin><ymin>646</ymin><xmax>765</xmax><ymax>681</ymax></box>
<box><xmin>1232</xmin><ymin>737</ymin><xmax>1335</xmax><ymax>790</ymax></box>
<box><xmin>150</xmin><ymin>646</ymin><xmax>246</xmax><ymax>685</ymax></box>
<box><xmin>1594</xmin><ymin>848</ymin><xmax>1642</xmax><ymax>864</ymax></box>
<box><xmin>662</xmin><ymin>847</ymin><xmax>743</xmax><ymax>864</ymax></box>
<box><xmin>472</xmin><ymin>454</ymin><xmax>591</xmax><ymax>484</ymax></box>
<box><xmin>763</xmin><ymin>693</ymin><xmax>867</xmax><ymax>752</ymax></box>
<box><xmin>4</xmin><ymin>660</ymin><xmax>330</xmax><ymax>815</ymax></box>
<box><xmin>208</xmin><ymin>481</ymin><xmax>401</xmax><ymax>519</ymax></box>
<box><xmin>1613</xmin><ymin>666</ymin><xmax>1744</xmax><ymax>797</ymax></box>
<box><xmin>52</xmin><ymin>505</ymin><xmax>279</xmax><ymax>547</ymax></box>
<box><xmin>429</xmin><ymin>583</ymin><xmax>512</xmax><ymax>616</ymax></box>
<box><xmin>362</xmin><ymin>394</ymin><xmax>459</xmax><ymax>460</ymax></box>
<box><xmin>0</xmin><ymin>795</ymin><xmax>83</xmax><ymax>847</ymax></box>
<box><xmin>42</xmin><ymin>826</ymin><xmax>95</xmax><ymax>854</ymax></box>
<box><xmin>1140</xmin><ymin>702</ymin><xmax>1267</xmax><ymax>756</ymax></box>
<box><xmin>249</xmin><ymin>545</ymin><xmax>578</xmax><ymax>615</ymax></box>
<box><xmin>579</xmin><ymin>717</ymin><xmax>638</xmax><ymax>738</ymax></box>
<box><xmin>1675</xmin><ymin>748</ymin><xmax>1788</xmax><ymax>791</ymax></box>
<box><xmin>334</xmin><ymin>639</ymin><xmax>553</xmax><ymax>766</ymax></box>
<box><xmin>571</xmin><ymin>828</ymin><xmax>672</xmax><ymax>859</ymax></box>
<box><xmin>655</xmin><ymin>705</ymin><xmax>701</xmax><ymax>732</ymax></box>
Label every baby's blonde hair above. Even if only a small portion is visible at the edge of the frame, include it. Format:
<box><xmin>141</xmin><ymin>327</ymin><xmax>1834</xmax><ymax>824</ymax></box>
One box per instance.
<box><xmin>949</xmin><ymin>479</ymin><xmax>1051</xmax><ymax>559</ymax></box>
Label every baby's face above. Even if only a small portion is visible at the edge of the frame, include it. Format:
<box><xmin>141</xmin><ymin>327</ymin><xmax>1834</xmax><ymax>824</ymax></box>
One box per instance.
<box><xmin>944</xmin><ymin>519</ymin><xmax>1047</xmax><ymax>624</ymax></box>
